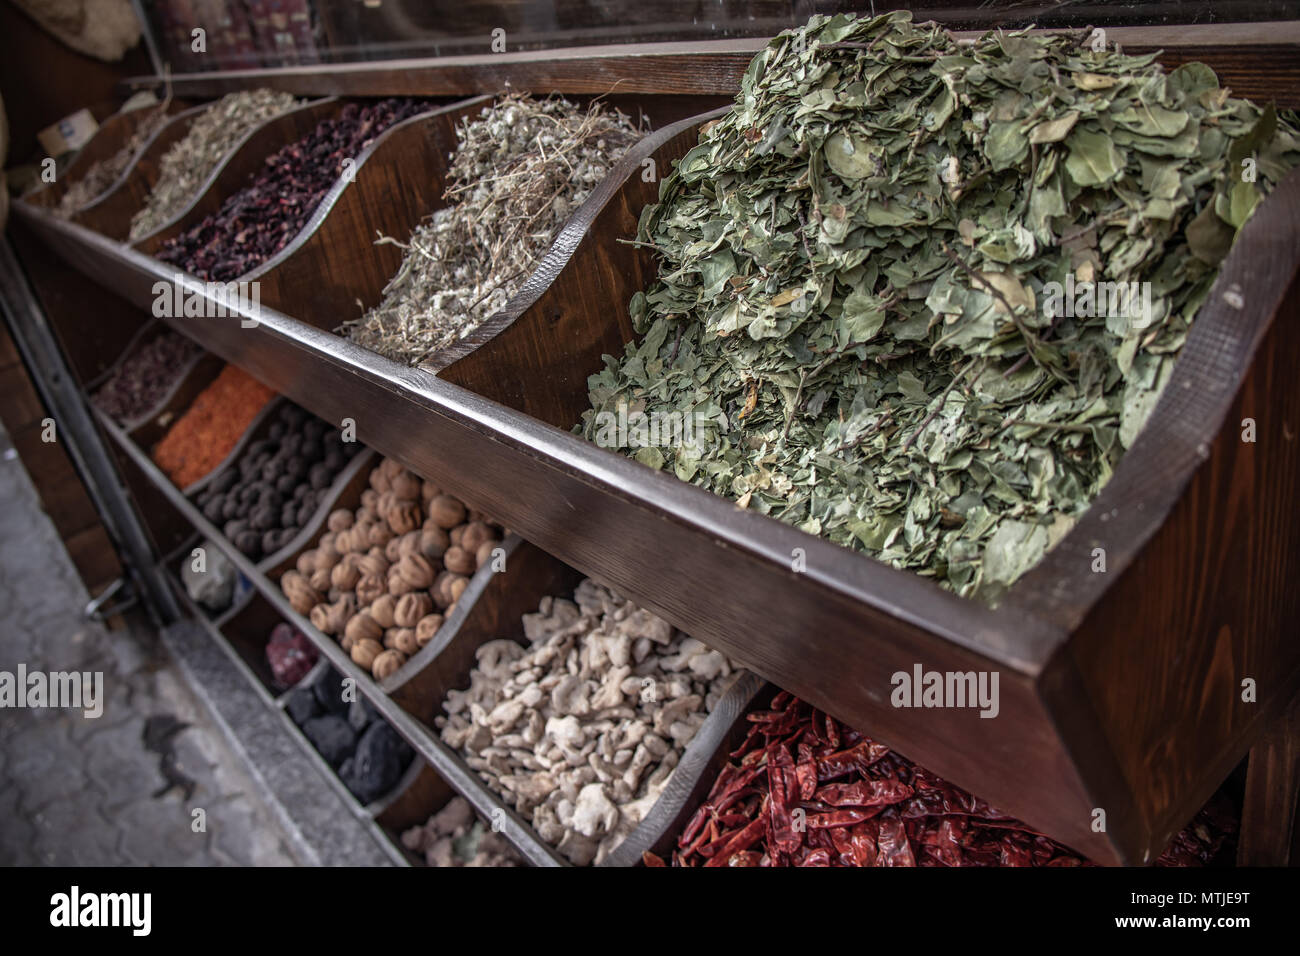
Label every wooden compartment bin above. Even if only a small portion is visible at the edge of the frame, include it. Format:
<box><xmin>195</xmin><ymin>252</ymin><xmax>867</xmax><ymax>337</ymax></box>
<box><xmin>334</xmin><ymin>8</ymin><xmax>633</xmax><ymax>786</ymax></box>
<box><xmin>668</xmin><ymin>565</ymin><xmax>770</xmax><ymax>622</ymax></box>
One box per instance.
<box><xmin>437</xmin><ymin>113</ymin><xmax>1300</xmax><ymax>866</ymax></box>
<box><xmin>21</xmin><ymin>100</ymin><xmax>192</xmax><ymax>213</ymax></box>
<box><xmin>374</xmin><ymin>534</ymin><xmax>767</xmax><ymax>867</ymax></box>
<box><xmin>153</xmin><ymin>91</ymin><xmax>728</xmax><ymax>341</ymax></box>
<box><xmin>128</xmin><ymin>97</ymin><xmax>344</xmax><ymax>256</ymax></box>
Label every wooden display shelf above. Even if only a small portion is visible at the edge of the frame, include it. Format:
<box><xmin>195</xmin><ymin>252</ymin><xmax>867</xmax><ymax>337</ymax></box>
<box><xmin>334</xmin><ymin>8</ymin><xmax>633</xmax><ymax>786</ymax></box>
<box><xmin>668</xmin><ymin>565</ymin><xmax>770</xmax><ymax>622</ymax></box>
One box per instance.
<box><xmin>12</xmin><ymin>36</ymin><xmax>1300</xmax><ymax>866</ymax></box>
<box><xmin>94</xmin><ymin>401</ymin><xmax>768</xmax><ymax>867</ymax></box>
<box><xmin>164</xmin><ymin>559</ymin><xmax>417</xmax><ymax>866</ymax></box>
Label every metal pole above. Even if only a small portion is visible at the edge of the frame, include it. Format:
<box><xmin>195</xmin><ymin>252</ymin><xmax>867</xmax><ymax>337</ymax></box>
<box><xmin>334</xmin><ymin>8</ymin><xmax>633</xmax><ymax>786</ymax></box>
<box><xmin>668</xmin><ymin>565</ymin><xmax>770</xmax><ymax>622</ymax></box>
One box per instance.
<box><xmin>128</xmin><ymin>0</ymin><xmax>167</xmax><ymax>78</ymax></box>
<box><xmin>0</xmin><ymin>237</ymin><xmax>180</xmax><ymax>625</ymax></box>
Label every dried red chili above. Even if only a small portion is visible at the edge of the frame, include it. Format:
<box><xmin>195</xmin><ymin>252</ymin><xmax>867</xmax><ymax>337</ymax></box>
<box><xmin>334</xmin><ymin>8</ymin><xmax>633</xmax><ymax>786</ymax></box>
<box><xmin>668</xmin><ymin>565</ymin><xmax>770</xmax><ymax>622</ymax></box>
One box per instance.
<box><xmin>669</xmin><ymin>690</ymin><xmax>1237</xmax><ymax>868</ymax></box>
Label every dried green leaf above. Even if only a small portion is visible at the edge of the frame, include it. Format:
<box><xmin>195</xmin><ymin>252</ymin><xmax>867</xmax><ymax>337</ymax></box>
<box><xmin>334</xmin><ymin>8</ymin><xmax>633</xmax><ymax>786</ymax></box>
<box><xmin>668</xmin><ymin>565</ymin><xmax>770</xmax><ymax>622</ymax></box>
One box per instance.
<box><xmin>580</xmin><ymin>11</ymin><xmax>1300</xmax><ymax>604</ymax></box>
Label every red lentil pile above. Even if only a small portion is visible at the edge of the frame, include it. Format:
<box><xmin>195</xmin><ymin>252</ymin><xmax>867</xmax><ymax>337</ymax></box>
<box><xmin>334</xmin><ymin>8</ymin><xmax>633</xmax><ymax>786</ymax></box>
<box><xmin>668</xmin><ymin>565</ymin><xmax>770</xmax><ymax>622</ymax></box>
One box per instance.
<box><xmin>152</xmin><ymin>364</ymin><xmax>276</xmax><ymax>489</ymax></box>
<box><xmin>658</xmin><ymin>690</ymin><xmax>1236</xmax><ymax>867</ymax></box>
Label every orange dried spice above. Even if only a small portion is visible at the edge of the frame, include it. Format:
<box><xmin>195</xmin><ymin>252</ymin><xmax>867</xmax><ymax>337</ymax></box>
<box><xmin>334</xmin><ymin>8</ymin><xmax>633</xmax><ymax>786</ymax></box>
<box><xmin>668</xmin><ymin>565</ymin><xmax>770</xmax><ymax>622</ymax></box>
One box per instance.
<box><xmin>152</xmin><ymin>365</ymin><xmax>276</xmax><ymax>488</ymax></box>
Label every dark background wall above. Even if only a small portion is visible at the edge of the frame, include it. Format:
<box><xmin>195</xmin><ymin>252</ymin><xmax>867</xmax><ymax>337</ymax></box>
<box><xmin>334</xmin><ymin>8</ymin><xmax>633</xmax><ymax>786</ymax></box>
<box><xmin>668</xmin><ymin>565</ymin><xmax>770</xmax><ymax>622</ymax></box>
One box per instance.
<box><xmin>0</xmin><ymin>1</ymin><xmax>150</xmax><ymax>164</ymax></box>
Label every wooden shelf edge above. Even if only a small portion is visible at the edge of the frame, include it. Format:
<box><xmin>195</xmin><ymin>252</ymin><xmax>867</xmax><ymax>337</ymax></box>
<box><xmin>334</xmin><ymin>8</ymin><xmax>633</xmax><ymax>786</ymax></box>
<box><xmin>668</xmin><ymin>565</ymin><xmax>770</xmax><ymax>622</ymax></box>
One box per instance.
<box><xmin>117</xmin><ymin>25</ymin><xmax>1300</xmax><ymax>107</ymax></box>
<box><xmin>12</xmin><ymin>199</ymin><xmax>1052</xmax><ymax>669</ymax></box>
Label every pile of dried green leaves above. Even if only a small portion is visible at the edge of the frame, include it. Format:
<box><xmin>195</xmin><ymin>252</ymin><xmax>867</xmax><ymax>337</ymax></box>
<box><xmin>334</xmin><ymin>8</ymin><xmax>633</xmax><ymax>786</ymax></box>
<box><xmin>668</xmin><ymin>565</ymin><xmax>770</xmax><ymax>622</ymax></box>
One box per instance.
<box><xmin>340</xmin><ymin>92</ymin><xmax>643</xmax><ymax>365</ymax></box>
<box><xmin>581</xmin><ymin>11</ymin><xmax>1299</xmax><ymax>603</ymax></box>
<box><xmin>129</xmin><ymin>88</ymin><xmax>302</xmax><ymax>241</ymax></box>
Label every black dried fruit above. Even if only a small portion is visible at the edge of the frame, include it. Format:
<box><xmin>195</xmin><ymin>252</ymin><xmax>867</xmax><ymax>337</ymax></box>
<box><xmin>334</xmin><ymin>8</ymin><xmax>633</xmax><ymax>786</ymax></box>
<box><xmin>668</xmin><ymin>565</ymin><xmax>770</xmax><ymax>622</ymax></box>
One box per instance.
<box><xmin>303</xmin><ymin>714</ymin><xmax>357</xmax><ymax>768</ymax></box>
<box><xmin>202</xmin><ymin>495</ymin><xmax>225</xmax><ymax>523</ymax></box>
<box><xmin>234</xmin><ymin>530</ymin><xmax>262</xmax><ymax>555</ymax></box>
<box><xmin>309</xmin><ymin>463</ymin><xmax>332</xmax><ymax>490</ymax></box>
<box><xmin>347</xmin><ymin>698</ymin><xmax>371</xmax><ymax>733</ymax></box>
<box><xmin>313</xmin><ymin>668</ymin><xmax>347</xmax><ymax>713</ymax></box>
<box><xmin>286</xmin><ymin>685</ymin><xmax>320</xmax><ymax>725</ymax></box>
<box><xmin>213</xmin><ymin>469</ymin><xmax>239</xmax><ymax>493</ymax></box>
<box><xmin>195</xmin><ymin>401</ymin><xmax>353</xmax><ymax>557</ymax></box>
<box><xmin>342</xmin><ymin>721</ymin><xmax>411</xmax><ymax>803</ymax></box>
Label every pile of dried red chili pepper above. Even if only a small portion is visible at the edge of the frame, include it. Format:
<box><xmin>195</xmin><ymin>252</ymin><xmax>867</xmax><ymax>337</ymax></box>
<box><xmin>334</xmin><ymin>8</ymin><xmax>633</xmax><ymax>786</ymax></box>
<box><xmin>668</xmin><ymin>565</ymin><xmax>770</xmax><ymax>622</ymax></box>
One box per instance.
<box><xmin>651</xmin><ymin>690</ymin><xmax>1235</xmax><ymax>867</ymax></box>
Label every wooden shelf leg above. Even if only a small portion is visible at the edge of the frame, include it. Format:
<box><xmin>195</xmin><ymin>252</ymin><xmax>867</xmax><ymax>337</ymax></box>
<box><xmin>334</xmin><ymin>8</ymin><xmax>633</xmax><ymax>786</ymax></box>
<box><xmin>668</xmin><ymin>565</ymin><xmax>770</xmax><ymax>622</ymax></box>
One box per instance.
<box><xmin>1238</xmin><ymin>696</ymin><xmax>1300</xmax><ymax>866</ymax></box>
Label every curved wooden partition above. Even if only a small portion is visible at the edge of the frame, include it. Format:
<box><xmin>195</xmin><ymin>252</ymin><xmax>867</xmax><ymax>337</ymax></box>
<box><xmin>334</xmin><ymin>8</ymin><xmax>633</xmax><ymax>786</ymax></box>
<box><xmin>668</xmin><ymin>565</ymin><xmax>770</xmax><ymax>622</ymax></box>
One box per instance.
<box><xmin>117</xmin><ymin>350</ymin><xmax>225</xmax><ymax>451</ymax></box>
<box><xmin>87</xmin><ymin>325</ymin><xmax>218</xmax><ymax>434</ymax></box>
<box><xmin>248</xmin><ymin>92</ymin><xmax>732</xmax><ymax>345</ymax></box>
<box><xmin>254</xmin><ymin>447</ymin><xmax>377</xmax><ymax>576</ymax></box>
<box><xmin>132</xmin><ymin>97</ymin><xmax>342</xmax><ymax>254</ymax></box>
<box><xmin>24</xmin><ymin>102</ymin><xmax>192</xmax><ymax>214</ymax></box>
<box><xmin>243</xmin><ymin>96</ymin><xmax>493</xmax><ymax>325</ymax></box>
<box><xmin>383</xmin><ymin>537</ymin><xmax>580</xmax><ymax>706</ymax></box>
<box><xmin>22</xmin><ymin>101</ymin><xmax>191</xmax><ymax>211</ymax></box>
<box><xmin>82</xmin><ymin>317</ymin><xmax>181</xmax><ymax>394</ymax></box>
<box><xmin>71</xmin><ymin>102</ymin><xmax>211</xmax><ymax>240</ymax></box>
<box><xmin>242</xmin><ymin>93</ymin><xmax>729</xmax><ymax>335</ymax></box>
<box><xmin>432</xmin><ymin>106</ymin><xmax>728</xmax><ymax>428</ymax></box>
<box><xmin>370</xmin><ymin>760</ymin><xmax>459</xmax><ymax>866</ymax></box>
<box><xmin>127</xmin><ymin>382</ymin><xmax>284</xmax><ymax>497</ymax></box>
<box><xmin>257</xmin><ymin>451</ymin><xmax>547</xmax><ymax>696</ymax></box>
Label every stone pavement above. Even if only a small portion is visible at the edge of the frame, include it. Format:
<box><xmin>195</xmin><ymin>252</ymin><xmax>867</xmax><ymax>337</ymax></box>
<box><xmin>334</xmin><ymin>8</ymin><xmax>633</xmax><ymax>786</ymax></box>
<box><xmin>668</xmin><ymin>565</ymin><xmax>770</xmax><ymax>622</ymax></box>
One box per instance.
<box><xmin>0</xmin><ymin>426</ymin><xmax>301</xmax><ymax>866</ymax></box>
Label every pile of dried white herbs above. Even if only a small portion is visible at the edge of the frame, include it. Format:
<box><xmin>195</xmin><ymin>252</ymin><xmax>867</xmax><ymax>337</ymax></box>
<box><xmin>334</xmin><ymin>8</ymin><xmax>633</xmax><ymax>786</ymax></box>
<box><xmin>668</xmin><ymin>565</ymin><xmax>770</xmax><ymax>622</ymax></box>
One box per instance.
<box><xmin>53</xmin><ymin>103</ymin><xmax>171</xmax><ymax>219</ymax></box>
<box><xmin>580</xmin><ymin>11</ymin><xmax>1300</xmax><ymax>604</ymax></box>
<box><xmin>339</xmin><ymin>92</ymin><xmax>643</xmax><ymax>365</ymax></box>
<box><xmin>129</xmin><ymin>88</ymin><xmax>302</xmax><ymax>240</ymax></box>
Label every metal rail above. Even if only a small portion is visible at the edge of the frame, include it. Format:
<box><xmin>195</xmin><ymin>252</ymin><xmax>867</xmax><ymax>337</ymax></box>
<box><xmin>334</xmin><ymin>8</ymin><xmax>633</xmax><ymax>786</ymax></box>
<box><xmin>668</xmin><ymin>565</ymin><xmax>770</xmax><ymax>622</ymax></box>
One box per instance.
<box><xmin>0</xmin><ymin>237</ymin><xmax>180</xmax><ymax>625</ymax></box>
